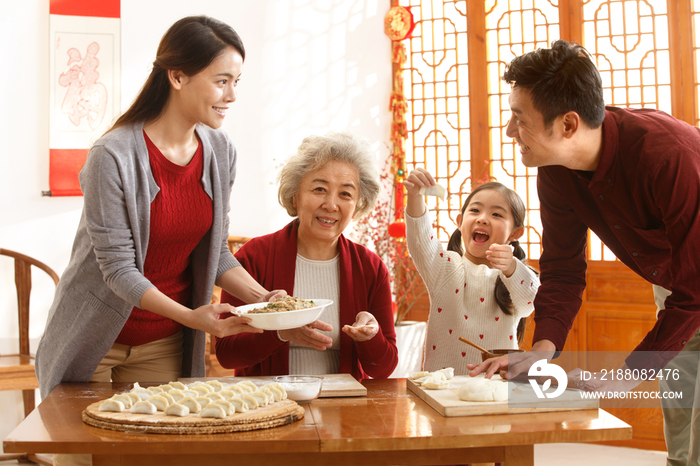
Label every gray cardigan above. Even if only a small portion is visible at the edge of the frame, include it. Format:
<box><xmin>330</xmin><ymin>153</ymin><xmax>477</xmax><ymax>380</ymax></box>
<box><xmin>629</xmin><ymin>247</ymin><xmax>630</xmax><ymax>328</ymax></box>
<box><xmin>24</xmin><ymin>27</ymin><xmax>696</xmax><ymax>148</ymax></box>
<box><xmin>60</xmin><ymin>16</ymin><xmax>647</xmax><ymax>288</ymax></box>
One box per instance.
<box><xmin>36</xmin><ymin>121</ymin><xmax>240</xmax><ymax>398</ymax></box>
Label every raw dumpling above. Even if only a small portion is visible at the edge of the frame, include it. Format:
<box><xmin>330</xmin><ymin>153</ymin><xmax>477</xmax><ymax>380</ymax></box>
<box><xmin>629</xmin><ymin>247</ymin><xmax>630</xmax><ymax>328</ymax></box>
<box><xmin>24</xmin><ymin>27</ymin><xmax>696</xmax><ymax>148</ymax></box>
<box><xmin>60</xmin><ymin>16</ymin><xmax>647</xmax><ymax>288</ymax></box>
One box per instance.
<box><xmin>219</xmin><ymin>390</ymin><xmax>236</xmax><ymax>400</ymax></box>
<box><xmin>189</xmin><ymin>381</ymin><xmax>213</xmax><ymax>392</ymax></box>
<box><xmin>110</xmin><ymin>394</ymin><xmax>133</xmax><ymax>409</ymax></box>
<box><xmin>229</xmin><ymin>396</ymin><xmax>248</xmax><ymax>413</ymax></box>
<box><xmin>195</xmin><ymin>396</ymin><xmax>211</xmax><ymax>408</ymax></box>
<box><xmin>205</xmin><ymin>392</ymin><xmax>225</xmax><ymax>402</ymax></box>
<box><xmin>160</xmin><ymin>392</ymin><xmax>176</xmax><ymax>405</ymax></box>
<box><xmin>164</xmin><ymin>403</ymin><xmax>190</xmax><ymax>417</ymax></box>
<box><xmin>126</xmin><ymin>393</ymin><xmax>141</xmax><ymax>405</ymax></box>
<box><xmin>418</xmin><ymin>183</ymin><xmax>447</xmax><ymax>200</ymax></box>
<box><xmin>146</xmin><ymin>386</ymin><xmax>164</xmax><ymax>395</ymax></box>
<box><xmin>228</xmin><ymin>385</ymin><xmax>245</xmax><ymax>396</ymax></box>
<box><xmin>237</xmin><ymin>381</ymin><xmax>257</xmax><ymax>392</ymax></box>
<box><xmin>168</xmin><ymin>381</ymin><xmax>186</xmax><ymax>390</ymax></box>
<box><xmin>436</xmin><ymin>367</ymin><xmax>454</xmax><ymax>380</ymax></box>
<box><xmin>198</xmin><ymin>404</ymin><xmax>226</xmax><ymax>419</ymax></box>
<box><xmin>189</xmin><ymin>386</ymin><xmax>211</xmax><ymax>397</ymax></box>
<box><xmin>131</xmin><ymin>400</ymin><xmax>157</xmax><ymax>414</ymax></box>
<box><xmin>265</xmin><ymin>383</ymin><xmax>287</xmax><ymax>400</ymax></box>
<box><xmin>168</xmin><ymin>389</ymin><xmax>185</xmax><ymax>402</ymax></box>
<box><xmin>149</xmin><ymin>395</ymin><xmax>170</xmax><ymax>411</ymax></box>
<box><xmin>457</xmin><ymin>376</ymin><xmax>508</xmax><ymax>402</ymax></box>
<box><xmin>213</xmin><ymin>400</ymin><xmax>235</xmax><ymax>415</ymax></box>
<box><xmin>130</xmin><ymin>382</ymin><xmax>151</xmax><ymax>401</ymax></box>
<box><xmin>98</xmin><ymin>399</ymin><xmax>125</xmax><ymax>412</ymax></box>
<box><xmin>179</xmin><ymin>397</ymin><xmax>202</xmax><ymax>414</ymax></box>
<box><xmin>205</xmin><ymin>380</ymin><xmax>225</xmax><ymax>392</ymax></box>
<box><xmin>157</xmin><ymin>384</ymin><xmax>172</xmax><ymax>392</ymax></box>
<box><xmin>183</xmin><ymin>389</ymin><xmax>201</xmax><ymax>398</ymax></box>
<box><xmin>409</xmin><ymin>371</ymin><xmax>431</xmax><ymax>380</ymax></box>
<box><xmin>241</xmin><ymin>393</ymin><xmax>259</xmax><ymax>410</ymax></box>
<box><xmin>261</xmin><ymin>386</ymin><xmax>281</xmax><ymax>403</ymax></box>
<box><xmin>249</xmin><ymin>390</ymin><xmax>270</xmax><ymax>407</ymax></box>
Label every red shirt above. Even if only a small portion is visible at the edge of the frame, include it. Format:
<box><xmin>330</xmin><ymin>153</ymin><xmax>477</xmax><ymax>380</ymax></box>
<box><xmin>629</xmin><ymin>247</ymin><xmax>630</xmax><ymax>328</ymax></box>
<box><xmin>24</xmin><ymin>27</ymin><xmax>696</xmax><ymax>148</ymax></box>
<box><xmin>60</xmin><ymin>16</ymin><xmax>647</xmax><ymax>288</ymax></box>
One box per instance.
<box><xmin>116</xmin><ymin>133</ymin><xmax>213</xmax><ymax>346</ymax></box>
<box><xmin>534</xmin><ymin>107</ymin><xmax>700</xmax><ymax>370</ymax></box>
<box><xmin>215</xmin><ymin>221</ymin><xmax>398</xmax><ymax>380</ymax></box>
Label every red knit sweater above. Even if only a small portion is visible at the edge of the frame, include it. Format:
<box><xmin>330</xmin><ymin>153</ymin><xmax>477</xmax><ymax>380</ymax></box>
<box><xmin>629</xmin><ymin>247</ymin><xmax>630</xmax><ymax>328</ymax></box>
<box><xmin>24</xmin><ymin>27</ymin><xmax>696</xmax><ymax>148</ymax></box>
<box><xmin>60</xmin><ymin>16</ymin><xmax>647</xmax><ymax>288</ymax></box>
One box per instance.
<box><xmin>215</xmin><ymin>221</ymin><xmax>398</xmax><ymax>380</ymax></box>
<box><xmin>115</xmin><ymin>132</ymin><xmax>213</xmax><ymax>346</ymax></box>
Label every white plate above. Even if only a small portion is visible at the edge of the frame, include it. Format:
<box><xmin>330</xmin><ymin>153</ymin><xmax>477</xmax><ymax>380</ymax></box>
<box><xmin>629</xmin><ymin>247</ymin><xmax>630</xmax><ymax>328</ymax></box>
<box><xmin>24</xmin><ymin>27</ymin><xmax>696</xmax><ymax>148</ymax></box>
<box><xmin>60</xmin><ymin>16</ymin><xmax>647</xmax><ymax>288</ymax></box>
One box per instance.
<box><xmin>232</xmin><ymin>299</ymin><xmax>333</xmax><ymax>331</ymax></box>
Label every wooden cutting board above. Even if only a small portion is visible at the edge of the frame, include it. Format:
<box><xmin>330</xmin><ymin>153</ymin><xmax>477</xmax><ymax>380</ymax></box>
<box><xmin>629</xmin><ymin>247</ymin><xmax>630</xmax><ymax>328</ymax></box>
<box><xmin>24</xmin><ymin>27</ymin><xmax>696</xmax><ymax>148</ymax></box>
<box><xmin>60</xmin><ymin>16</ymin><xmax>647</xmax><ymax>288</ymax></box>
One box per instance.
<box><xmin>182</xmin><ymin>374</ymin><xmax>367</xmax><ymax>398</ymax></box>
<box><xmin>407</xmin><ymin>375</ymin><xmax>598</xmax><ymax>417</ymax></box>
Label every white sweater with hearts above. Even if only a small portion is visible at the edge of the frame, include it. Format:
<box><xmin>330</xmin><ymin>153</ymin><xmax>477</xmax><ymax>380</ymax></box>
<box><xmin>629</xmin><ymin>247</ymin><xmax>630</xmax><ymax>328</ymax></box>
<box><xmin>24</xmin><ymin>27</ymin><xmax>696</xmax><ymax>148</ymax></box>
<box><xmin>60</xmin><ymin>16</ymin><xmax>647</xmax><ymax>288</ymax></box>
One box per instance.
<box><xmin>406</xmin><ymin>211</ymin><xmax>539</xmax><ymax>374</ymax></box>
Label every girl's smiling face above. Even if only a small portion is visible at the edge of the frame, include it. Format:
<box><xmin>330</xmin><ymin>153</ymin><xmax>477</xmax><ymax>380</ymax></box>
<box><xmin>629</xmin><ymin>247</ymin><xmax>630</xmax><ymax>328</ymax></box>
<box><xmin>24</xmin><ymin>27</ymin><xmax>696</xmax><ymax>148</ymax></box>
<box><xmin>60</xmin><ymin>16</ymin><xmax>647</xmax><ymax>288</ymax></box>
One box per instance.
<box><xmin>457</xmin><ymin>188</ymin><xmax>522</xmax><ymax>266</ymax></box>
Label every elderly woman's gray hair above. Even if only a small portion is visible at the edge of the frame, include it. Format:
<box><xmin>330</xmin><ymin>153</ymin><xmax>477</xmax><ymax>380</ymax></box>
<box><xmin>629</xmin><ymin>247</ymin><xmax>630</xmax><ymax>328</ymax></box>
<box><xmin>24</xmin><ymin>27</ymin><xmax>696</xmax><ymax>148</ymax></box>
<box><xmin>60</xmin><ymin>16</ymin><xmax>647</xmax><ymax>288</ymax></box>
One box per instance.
<box><xmin>278</xmin><ymin>131</ymin><xmax>381</xmax><ymax>219</ymax></box>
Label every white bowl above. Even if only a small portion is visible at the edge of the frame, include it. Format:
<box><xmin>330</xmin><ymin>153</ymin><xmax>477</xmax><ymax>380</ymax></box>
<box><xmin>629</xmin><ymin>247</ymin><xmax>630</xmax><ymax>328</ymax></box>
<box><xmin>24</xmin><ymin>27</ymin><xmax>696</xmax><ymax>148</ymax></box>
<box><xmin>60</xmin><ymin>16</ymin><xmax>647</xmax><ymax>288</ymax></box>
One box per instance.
<box><xmin>233</xmin><ymin>299</ymin><xmax>333</xmax><ymax>331</ymax></box>
<box><xmin>273</xmin><ymin>376</ymin><xmax>324</xmax><ymax>402</ymax></box>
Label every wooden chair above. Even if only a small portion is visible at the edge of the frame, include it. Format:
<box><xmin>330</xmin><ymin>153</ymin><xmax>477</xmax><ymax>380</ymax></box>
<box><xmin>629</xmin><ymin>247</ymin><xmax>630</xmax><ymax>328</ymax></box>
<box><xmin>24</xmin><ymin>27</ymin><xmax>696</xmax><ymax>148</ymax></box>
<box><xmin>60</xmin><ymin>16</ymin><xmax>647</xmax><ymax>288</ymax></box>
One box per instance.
<box><xmin>0</xmin><ymin>248</ymin><xmax>59</xmax><ymax>465</ymax></box>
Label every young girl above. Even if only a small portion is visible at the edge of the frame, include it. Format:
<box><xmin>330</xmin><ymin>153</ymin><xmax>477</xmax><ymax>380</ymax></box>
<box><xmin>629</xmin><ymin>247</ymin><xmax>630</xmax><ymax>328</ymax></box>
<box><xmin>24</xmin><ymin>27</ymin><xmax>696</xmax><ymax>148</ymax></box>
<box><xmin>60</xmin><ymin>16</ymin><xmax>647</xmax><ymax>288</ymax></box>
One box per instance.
<box><xmin>404</xmin><ymin>168</ymin><xmax>539</xmax><ymax>374</ymax></box>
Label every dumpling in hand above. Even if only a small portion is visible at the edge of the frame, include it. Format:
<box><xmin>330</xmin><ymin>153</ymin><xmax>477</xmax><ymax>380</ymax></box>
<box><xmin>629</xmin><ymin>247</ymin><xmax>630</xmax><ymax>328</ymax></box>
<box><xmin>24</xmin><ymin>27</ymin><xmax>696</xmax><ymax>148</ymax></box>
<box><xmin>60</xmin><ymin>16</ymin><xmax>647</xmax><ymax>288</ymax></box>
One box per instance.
<box><xmin>131</xmin><ymin>400</ymin><xmax>157</xmax><ymax>414</ymax></box>
<box><xmin>198</xmin><ymin>403</ymin><xmax>226</xmax><ymax>419</ymax></box>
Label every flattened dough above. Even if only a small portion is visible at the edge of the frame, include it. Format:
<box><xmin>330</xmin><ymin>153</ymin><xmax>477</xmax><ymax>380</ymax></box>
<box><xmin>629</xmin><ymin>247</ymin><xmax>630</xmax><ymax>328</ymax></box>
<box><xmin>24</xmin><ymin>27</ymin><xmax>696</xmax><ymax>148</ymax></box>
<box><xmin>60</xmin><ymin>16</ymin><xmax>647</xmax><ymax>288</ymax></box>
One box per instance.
<box><xmin>457</xmin><ymin>376</ymin><xmax>508</xmax><ymax>402</ymax></box>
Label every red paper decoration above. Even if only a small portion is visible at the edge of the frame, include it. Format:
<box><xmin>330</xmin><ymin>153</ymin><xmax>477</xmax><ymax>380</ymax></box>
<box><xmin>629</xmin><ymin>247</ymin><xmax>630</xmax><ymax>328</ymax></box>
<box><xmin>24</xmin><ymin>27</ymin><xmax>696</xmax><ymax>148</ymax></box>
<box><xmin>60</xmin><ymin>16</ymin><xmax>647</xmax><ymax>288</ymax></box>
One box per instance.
<box><xmin>384</xmin><ymin>6</ymin><xmax>414</xmax><ymax>41</ymax></box>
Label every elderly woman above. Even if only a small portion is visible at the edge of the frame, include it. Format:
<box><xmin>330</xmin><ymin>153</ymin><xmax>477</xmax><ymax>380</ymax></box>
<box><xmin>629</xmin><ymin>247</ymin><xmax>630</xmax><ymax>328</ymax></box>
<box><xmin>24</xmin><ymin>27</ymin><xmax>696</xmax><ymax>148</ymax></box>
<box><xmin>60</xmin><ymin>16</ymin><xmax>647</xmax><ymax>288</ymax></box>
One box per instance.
<box><xmin>216</xmin><ymin>131</ymin><xmax>398</xmax><ymax>379</ymax></box>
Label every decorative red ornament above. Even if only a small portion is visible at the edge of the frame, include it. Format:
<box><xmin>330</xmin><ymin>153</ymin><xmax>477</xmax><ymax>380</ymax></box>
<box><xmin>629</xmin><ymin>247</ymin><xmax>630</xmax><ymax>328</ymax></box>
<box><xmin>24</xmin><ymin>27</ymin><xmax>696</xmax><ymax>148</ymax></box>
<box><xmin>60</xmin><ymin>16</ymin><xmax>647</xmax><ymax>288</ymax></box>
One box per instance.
<box><xmin>384</xmin><ymin>5</ymin><xmax>414</xmax><ymax>41</ymax></box>
<box><xmin>388</xmin><ymin>221</ymin><xmax>406</xmax><ymax>238</ymax></box>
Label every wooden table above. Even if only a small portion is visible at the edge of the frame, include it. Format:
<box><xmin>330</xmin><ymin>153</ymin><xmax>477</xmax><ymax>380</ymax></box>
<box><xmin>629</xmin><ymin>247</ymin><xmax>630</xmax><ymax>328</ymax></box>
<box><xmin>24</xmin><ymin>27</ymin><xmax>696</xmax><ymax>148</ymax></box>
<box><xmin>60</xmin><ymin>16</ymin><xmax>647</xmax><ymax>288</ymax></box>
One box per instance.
<box><xmin>3</xmin><ymin>379</ymin><xmax>631</xmax><ymax>465</ymax></box>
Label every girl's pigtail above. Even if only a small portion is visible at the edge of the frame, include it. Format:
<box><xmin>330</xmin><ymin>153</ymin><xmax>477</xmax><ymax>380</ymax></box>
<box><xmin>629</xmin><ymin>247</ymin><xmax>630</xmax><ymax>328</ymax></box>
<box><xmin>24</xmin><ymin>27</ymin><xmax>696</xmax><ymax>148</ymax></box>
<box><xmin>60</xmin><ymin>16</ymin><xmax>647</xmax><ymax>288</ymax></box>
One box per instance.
<box><xmin>447</xmin><ymin>228</ymin><xmax>464</xmax><ymax>255</ymax></box>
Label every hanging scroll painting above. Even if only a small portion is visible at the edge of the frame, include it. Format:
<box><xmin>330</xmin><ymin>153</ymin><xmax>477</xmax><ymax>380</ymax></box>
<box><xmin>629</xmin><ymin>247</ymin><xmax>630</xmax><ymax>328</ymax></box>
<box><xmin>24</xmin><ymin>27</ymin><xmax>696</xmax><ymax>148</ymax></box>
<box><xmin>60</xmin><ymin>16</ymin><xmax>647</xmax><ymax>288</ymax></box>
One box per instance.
<box><xmin>48</xmin><ymin>0</ymin><xmax>120</xmax><ymax>196</ymax></box>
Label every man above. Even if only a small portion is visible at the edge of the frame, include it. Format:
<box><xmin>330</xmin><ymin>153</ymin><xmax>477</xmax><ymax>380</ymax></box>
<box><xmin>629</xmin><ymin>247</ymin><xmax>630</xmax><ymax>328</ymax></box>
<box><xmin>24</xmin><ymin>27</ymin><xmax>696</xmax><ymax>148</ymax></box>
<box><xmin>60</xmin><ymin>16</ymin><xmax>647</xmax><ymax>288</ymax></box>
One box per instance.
<box><xmin>469</xmin><ymin>40</ymin><xmax>700</xmax><ymax>466</ymax></box>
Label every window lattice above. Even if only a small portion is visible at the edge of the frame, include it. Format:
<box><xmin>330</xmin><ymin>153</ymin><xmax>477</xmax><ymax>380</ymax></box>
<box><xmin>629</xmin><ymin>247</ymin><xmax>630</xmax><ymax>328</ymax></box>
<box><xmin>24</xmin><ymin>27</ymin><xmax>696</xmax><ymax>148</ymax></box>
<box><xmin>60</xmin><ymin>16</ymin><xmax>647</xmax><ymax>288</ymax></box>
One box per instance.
<box><xmin>401</xmin><ymin>0</ymin><xmax>471</xmax><ymax>244</ymax></box>
<box><xmin>398</xmin><ymin>0</ymin><xmax>696</xmax><ymax>263</ymax></box>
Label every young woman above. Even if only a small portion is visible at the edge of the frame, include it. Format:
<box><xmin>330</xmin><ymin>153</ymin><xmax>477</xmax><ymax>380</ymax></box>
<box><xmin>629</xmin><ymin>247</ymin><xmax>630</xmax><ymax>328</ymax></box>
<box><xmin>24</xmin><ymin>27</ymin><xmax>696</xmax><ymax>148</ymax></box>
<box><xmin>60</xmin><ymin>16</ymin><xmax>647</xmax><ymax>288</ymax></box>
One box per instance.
<box><xmin>36</xmin><ymin>16</ymin><xmax>283</xmax><ymax>404</ymax></box>
<box><xmin>403</xmin><ymin>168</ymin><xmax>539</xmax><ymax>373</ymax></box>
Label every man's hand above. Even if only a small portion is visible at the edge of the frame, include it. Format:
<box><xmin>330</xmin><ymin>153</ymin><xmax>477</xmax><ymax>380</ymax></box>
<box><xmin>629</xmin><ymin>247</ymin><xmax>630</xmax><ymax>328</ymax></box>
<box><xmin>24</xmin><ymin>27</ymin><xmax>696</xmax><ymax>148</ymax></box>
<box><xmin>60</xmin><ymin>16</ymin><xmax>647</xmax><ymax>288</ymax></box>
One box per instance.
<box><xmin>466</xmin><ymin>340</ymin><xmax>557</xmax><ymax>379</ymax></box>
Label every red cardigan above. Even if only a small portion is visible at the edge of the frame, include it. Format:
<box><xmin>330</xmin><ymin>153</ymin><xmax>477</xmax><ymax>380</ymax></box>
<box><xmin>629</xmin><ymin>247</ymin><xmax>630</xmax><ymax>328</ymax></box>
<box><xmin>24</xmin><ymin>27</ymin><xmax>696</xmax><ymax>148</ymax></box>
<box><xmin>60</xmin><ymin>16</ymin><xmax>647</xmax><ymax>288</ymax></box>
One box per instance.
<box><xmin>216</xmin><ymin>221</ymin><xmax>398</xmax><ymax>380</ymax></box>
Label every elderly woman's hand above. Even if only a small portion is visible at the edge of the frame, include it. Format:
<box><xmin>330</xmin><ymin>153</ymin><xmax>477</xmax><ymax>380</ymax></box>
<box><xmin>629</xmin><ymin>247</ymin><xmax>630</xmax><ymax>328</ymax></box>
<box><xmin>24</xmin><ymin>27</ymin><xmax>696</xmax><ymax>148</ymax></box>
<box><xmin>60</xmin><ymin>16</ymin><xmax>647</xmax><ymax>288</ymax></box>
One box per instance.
<box><xmin>342</xmin><ymin>311</ymin><xmax>379</xmax><ymax>342</ymax></box>
<box><xmin>278</xmin><ymin>320</ymin><xmax>333</xmax><ymax>350</ymax></box>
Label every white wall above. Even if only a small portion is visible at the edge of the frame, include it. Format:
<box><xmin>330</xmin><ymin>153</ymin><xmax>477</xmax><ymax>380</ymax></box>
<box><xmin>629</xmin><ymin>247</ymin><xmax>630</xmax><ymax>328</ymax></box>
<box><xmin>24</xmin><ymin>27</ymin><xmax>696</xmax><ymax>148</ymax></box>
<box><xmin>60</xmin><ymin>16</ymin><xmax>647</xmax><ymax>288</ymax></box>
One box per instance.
<box><xmin>0</xmin><ymin>0</ymin><xmax>391</xmax><ymax>450</ymax></box>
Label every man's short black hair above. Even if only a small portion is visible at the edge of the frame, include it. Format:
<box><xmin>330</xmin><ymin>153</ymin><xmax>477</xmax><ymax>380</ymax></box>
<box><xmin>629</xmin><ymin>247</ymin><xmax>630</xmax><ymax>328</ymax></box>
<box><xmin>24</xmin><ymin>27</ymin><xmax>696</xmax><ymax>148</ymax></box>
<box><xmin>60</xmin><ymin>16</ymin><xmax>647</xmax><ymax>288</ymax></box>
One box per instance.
<box><xmin>503</xmin><ymin>39</ymin><xmax>606</xmax><ymax>129</ymax></box>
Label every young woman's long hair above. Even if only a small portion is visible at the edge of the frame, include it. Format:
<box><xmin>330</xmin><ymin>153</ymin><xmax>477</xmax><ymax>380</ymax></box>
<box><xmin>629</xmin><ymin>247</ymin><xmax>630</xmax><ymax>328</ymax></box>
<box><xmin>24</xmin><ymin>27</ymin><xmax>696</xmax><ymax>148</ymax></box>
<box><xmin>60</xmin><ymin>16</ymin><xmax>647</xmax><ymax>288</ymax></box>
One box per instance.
<box><xmin>109</xmin><ymin>15</ymin><xmax>245</xmax><ymax>132</ymax></box>
<box><xmin>446</xmin><ymin>181</ymin><xmax>534</xmax><ymax>345</ymax></box>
